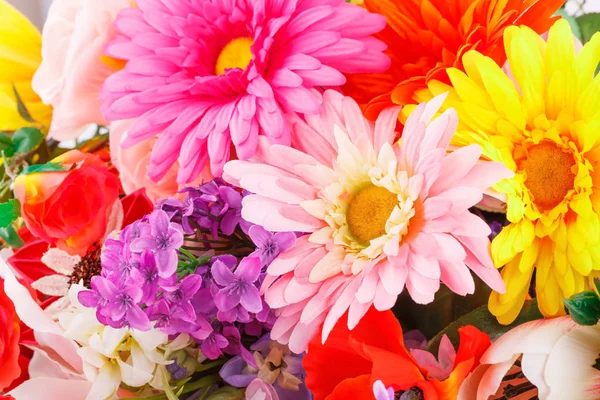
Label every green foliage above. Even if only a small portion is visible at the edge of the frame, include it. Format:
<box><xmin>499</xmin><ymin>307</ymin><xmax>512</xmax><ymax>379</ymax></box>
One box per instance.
<box><xmin>0</xmin><ymin>199</ymin><xmax>20</xmax><ymax>228</ymax></box>
<box><xmin>556</xmin><ymin>8</ymin><xmax>583</xmax><ymax>41</ymax></box>
<box><xmin>0</xmin><ymin>133</ymin><xmax>14</xmax><ymax>157</ymax></box>
<box><xmin>0</xmin><ymin>225</ymin><xmax>24</xmax><ymax>248</ymax></box>
<box><xmin>564</xmin><ymin>291</ymin><xmax>600</xmax><ymax>326</ymax></box>
<box><xmin>12</xmin><ymin>84</ymin><xmax>37</xmax><ymax>124</ymax></box>
<box><xmin>576</xmin><ymin>13</ymin><xmax>600</xmax><ymax>44</ymax></box>
<box><xmin>20</xmin><ymin>161</ymin><xmax>66</xmax><ymax>176</ymax></box>
<box><xmin>393</xmin><ymin>276</ymin><xmax>492</xmax><ymax>339</ymax></box>
<box><xmin>12</xmin><ymin>128</ymin><xmax>44</xmax><ymax>154</ymax></box>
<box><xmin>426</xmin><ymin>299</ymin><xmax>543</xmax><ymax>354</ymax></box>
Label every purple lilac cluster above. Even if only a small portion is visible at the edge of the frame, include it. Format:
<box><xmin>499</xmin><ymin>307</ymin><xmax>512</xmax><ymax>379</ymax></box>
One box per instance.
<box><xmin>78</xmin><ymin>179</ymin><xmax>296</xmax><ymax>361</ymax></box>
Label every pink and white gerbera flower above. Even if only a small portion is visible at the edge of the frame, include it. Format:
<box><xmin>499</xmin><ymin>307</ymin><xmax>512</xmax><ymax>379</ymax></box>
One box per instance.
<box><xmin>100</xmin><ymin>0</ymin><xmax>390</xmax><ymax>182</ymax></box>
<box><xmin>224</xmin><ymin>91</ymin><xmax>513</xmax><ymax>353</ymax></box>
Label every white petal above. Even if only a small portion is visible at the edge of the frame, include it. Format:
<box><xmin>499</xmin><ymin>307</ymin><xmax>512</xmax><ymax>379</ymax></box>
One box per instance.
<box><xmin>545</xmin><ymin>326</ymin><xmax>600</xmax><ymax>400</ymax></box>
<box><xmin>521</xmin><ymin>353</ymin><xmax>550</xmax><ymax>398</ymax></box>
<box><xmin>32</xmin><ymin>274</ymin><xmax>70</xmax><ymax>297</ymax></box>
<box><xmin>86</xmin><ymin>362</ymin><xmax>121</xmax><ymax>400</ymax></box>
<box><xmin>41</xmin><ymin>248</ymin><xmax>80</xmax><ymax>275</ymax></box>
<box><xmin>130</xmin><ymin>329</ymin><xmax>168</xmax><ymax>352</ymax></box>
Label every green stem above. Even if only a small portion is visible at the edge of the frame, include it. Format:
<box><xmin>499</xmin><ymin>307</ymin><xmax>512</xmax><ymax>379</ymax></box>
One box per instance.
<box><xmin>123</xmin><ymin>374</ymin><xmax>222</xmax><ymax>400</ymax></box>
<box><xmin>195</xmin><ymin>359</ymin><xmax>226</xmax><ymax>372</ymax></box>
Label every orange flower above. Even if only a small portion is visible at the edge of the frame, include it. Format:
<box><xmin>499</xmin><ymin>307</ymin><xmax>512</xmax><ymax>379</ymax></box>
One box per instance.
<box><xmin>14</xmin><ymin>150</ymin><xmax>121</xmax><ymax>256</ymax></box>
<box><xmin>343</xmin><ymin>0</ymin><xmax>564</xmax><ymax>120</ymax></box>
<box><xmin>0</xmin><ymin>278</ymin><xmax>22</xmax><ymax>392</ymax></box>
<box><xmin>303</xmin><ymin>308</ymin><xmax>491</xmax><ymax>400</ymax></box>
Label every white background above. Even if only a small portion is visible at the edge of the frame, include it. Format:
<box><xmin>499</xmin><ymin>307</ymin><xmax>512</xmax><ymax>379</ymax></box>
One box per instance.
<box><xmin>5</xmin><ymin>0</ymin><xmax>600</xmax><ymax>28</ymax></box>
<box><xmin>6</xmin><ymin>0</ymin><xmax>600</xmax><ymax>29</ymax></box>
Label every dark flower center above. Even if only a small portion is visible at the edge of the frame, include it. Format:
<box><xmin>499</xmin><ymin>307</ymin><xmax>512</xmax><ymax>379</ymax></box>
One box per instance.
<box><xmin>144</xmin><ymin>268</ymin><xmax>157</xmax><ymax>283</ymax></box>
<box><xmin>157</xmin><ymin>234</ymin><xmax>172</xmax><ymax>250</ymax></box>
<box><xmin>117</xmin><ymin>293</ymin><xmax>134</xmax><ymax>309</ymax></box>
<box><xmin>170</xmin><ymin>289</ymin><xmax>185</xmax><ymax>302</ymax></box>
<box><xmin>69</xmin><ymin>245</ymin><xmax>102</xmax><ymax>288</ymax></box>
<box><xmin>395</xmin><ymin>387</ymin><xmax>424</xmax><ymax>400</ymax></box>
<box><xmin>264</xmin><ymin>240</ymin><xmax>278</xmax><ymax>257</ymax></box>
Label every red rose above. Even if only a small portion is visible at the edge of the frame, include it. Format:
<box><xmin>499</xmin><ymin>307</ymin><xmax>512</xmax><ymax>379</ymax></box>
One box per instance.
<box><xmin>14</xmin><ymin>150</ymin><xmax>120</xmax><ymax>256</ymax></box>
<box><xmin>0</xmin><ymin>278</ymin><xmax>22</xmax><ymax>392</ymax></box>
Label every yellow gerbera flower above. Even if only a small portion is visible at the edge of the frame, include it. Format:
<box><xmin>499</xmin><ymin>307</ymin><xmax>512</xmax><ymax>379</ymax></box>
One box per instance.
<box><xmin>0</xmin><ymin>0</ymin><xmax>51</xmax><ymax>131</ymax></box>
<box><xmin>412</xmin><ymin>19</ymin><xmax>600</xmax><ymax>324</ymax></box>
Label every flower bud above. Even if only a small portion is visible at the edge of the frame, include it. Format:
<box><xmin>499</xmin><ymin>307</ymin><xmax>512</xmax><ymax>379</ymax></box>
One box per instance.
<box><xmin>166</xmin><ymin>350</ymin><xmax>199</xmax><ymax>381</ymax></box>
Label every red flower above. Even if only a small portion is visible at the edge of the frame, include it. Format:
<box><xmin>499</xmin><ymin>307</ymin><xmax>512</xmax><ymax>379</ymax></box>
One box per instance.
<box><xmin>14</xmin><ymin>150</ymin><xmax>120</xmax><ymax>256</ymax></box>
<box><xmin>121</xmin><ymin>188</ymin><xmax>154</xmax><ymax>227</ymax></box>
<box><xmin>7</xmin><ymin>227</ymin><xmax>52</xmax><ymax>286</ymax></box>
<box><xmin>0</xmin><ymin>278</ymin><xmax>23</xmax><ymax>392</ymax></box>
<box><xmin>303</xmin><ymin>308</ymin><xmax>491</xmax><ymax>400</ymax></box>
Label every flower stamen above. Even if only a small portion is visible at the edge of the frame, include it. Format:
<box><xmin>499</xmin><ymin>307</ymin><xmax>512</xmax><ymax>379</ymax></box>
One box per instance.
<box><xmin>215</xmin><ymin>37</ymin><xmax>253</xmax><ymax>75</ymax></box>
<box><xmin>520</xmin><ymin>141</ymin><xmax>576</xmax><ymax>210</ymax></box>
<box><xmin>346</xmin><ymin>185</ymin><xmax>398</xmax><ymax>243</ymax></box>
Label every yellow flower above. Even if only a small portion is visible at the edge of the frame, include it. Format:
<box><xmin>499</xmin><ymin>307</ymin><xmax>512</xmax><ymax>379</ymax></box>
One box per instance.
<box><xmin>412</xmin><ymin>19</ymin><xmax>600</xmax><ymax>324</ymax></box>
<box><xmin>0</xmin><ymin>0</ymin><xmax>51</xmax><ymax>131</ymax></box>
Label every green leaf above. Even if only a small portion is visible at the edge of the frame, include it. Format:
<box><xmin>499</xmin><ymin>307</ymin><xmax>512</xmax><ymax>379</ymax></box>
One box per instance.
<box><xmin>162</xmin><ymin>369</ymin><xmax>179</xmax><ymax>400</ymax></box>
<box><xmin>0</xmin><ymin>133</ymin><xmax>14</xmax><ymax>158</ymax></box>
<box><xmin>0</xmin><ymin>225</ymin><xmax>24</xmax><ymax>249</ymax></box>
<box><xmin>393</xmin><ymin>277</ymin><xmax>492</xmax><ymax>339</ymax></box>
<box><xmin>12</xmin><ymin>84</ymin><xmax>36</xmax><ymax>124</ymax></box>
<box><xmin>576</xmin><ymin>13</ymin><xmax>600</xmax><ymax>44</ymax></box>
<box><xmin>564</xmin><ymin>291</ymin><xmax>600</xmax><ymax>325</ymax></box>
<box><xmin>0</xmin><ymin>199</ymin><xmax>20</xmax><ymax>228</ymax></box>
<box><xmin>20</xmin><ymin>161</ymin><xmax>66</xmax><ymax>176</ymax></box>
<box><xmin>12</xmin><ymin>127</ymin><xmax>44</xmax><ymax>154</ymax></box>
<box><xmin>556</xmin><ymin>9</ymin><xmax>583</xmax><ymax>41</ymax></box>
<box><xmin>426</xmin><ymin>299</ymin><xmax>543</xmax><ymax>354</ymax></box>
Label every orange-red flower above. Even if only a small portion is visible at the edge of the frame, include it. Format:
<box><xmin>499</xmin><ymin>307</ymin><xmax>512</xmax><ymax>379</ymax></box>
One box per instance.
<box><xmin>343</xmin><ymin>0</ymin><xmax>564</xmax><ymax>120</ymax></box>
<box><xmin>14</xmin><ymin>150</ymin><xmax>120</xmax><ymax>256</ymax></box>
<box><xmin>0</xmin><ymin>278</ymin><xmax>23</xmax><ymax>392</ymax></box>
<box><xmin>303</xmin><ymin>308</ymin><xmax>491</xmax><ymax>400</ymax></box>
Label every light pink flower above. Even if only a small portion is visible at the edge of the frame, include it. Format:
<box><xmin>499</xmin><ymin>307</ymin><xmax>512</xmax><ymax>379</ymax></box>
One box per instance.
<box><xmin>100</xmin><ymin>0</ymin><xmax>390</xmax><ymax>182</ymax></box>
<box><xmin>224</xmin><ymin>91</ymin><xmax>513</xmax><ymax>353</ymax></box>
<box><xmin>109</xmin><ymin>120</ymin><xmax>212</xmax><ymax>202</ymax></box>
<box><xmin>459</xmin><ymin>317</ymin><xmax>600</xmax><ymax>400</ymax></box>
<box><xmin>32</xmin><ymin>0</ymin><xmax>130</xmax><ymax>141</ymax></box>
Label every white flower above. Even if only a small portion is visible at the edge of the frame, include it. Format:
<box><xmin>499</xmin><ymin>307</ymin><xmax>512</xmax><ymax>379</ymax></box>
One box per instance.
<box><xmin>57</xmin><ymin>284</ymin><xmax>175</xmax><ymax>400</ymax></box>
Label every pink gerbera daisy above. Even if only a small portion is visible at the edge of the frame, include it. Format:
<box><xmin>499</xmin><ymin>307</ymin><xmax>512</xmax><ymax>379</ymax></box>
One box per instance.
<box><xmin>224</xmin><ymin>91</ymin><xmax>513</xmax><ymax>353</ymax></box>
<box><xmin>100</xmin><ymin>0</ymin><xmax>390</xmax><ymax>182</ymax></box>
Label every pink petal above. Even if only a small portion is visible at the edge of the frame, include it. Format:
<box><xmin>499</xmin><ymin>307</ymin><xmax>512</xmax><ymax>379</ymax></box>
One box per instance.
<box><xmin>9</xmin><ymin>378</ymin><xmax>92</xmax><ymax>400</ymax></box>
<box><xmin>373</xmin><ymin>106</ymin><xmax>401</xmax><ymax>152</ymax></box>
<box><xmin>439</xmin><ymin>260</ymin><xmax>475</xmax><ymax>296</ymax></box>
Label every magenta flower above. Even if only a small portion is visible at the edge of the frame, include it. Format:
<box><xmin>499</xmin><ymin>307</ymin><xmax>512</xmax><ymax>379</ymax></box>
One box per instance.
<box><xmin>162</xmin><ymin>274</ymin><xmax>203</xmax><ymax>322</ymax></box>
<box><xmin>130</xmin><ymin>209</ymin><xmax>184</xmax><ymax>278</ymax></box>
<box><xmin>249</xmin><ymin>225</ymin><xmax>295</xmax><ymax>266</ymax></box>
<box><xmin>213</xmin><ymin>256</ymin><xmax>262</xmax><ymax>314</ymax></box>
<box><xmin>130</xmin><ymin>250</ymin><xmax>175</xmax><ymax>304</ymax></box>
<box><xmin>100</xmin><ymin>0</ymin><xmax>389</xmax><ymax>182</ymax></box>
<box><xmin>197</xmin><ymin>323</ymin><xmax>230</xmax><ymax>360</ymax></box>
<box><xmin>149</xmin><ymin>299</ymin><xmax>208</xmax><ymax>334</ymax></box>
<box><xmin>84</xmin><ymin>275</ymin><xmax>151</xmax><ymax>331</ymax></box>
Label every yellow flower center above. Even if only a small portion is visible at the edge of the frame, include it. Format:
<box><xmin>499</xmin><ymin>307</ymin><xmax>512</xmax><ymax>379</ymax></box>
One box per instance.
<box><xmin>521</xmin><ymin>141</ymin><xmax>576</xmax><ymax>210</ymax></box>
<box><xmin>346</xmin><ymin>185</ymin><xmax>398</xmax><ymax>243</ymax></box>
<box><xmin>215</xmin><ymin>37</ymin><xmax>254</xmax><ymax>75</ymax></box>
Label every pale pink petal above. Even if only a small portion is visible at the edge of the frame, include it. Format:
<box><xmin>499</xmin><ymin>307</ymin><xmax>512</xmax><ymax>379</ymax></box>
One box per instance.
<box><xmin>9</xmin><ymin>378</ymin><xmax>92</xmax><ymax>400</ymax></box>
<box><xmin>373</xmin><ymin>106</ymin><xmax>401</xmax><ymax>151</ymax></box>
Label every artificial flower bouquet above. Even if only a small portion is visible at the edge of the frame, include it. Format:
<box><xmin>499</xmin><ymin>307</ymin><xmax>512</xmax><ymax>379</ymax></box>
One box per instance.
<box><xmin>1</xmin><ymin>0</ymin><xmax>600</xmax><ymax>399</ymax></box>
